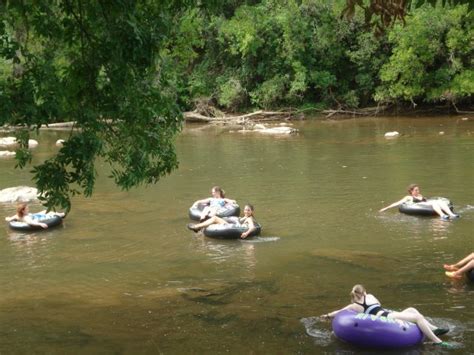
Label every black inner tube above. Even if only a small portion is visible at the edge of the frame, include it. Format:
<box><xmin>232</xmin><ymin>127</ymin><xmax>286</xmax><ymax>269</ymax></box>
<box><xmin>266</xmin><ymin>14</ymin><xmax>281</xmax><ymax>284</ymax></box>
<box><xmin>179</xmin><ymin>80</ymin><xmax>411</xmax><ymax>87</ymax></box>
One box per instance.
<box><xmin>203</xmin><ymin>221</ymin><xmax>262</xmax><ymax>239</ymax></box>
<box><xmin>188</xmin><ymin>202</ymin><xmax>240</xmax><ymax>221</ymax></box>
<box><xmin>399</xmin><ymin>197</ymin><xmax>453</xmax><ymax>216</ymax></box>
<box><xmin>9</xmin><ymin>215</ymin><xmax>63</xmax><ymax>231</ymax></box>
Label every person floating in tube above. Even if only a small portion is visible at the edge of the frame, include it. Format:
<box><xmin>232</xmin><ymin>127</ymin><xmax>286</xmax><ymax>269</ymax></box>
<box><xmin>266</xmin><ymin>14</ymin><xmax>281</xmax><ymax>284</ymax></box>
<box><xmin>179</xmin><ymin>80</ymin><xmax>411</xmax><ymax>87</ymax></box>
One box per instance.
<box><xmin>191</xmin><ymin>186</ymin><xmax>236</xmax><ymax>221</ymax></box>
<box><xmin>5</xmin><ymin>203</ymin><xmax>65</xmax><ymax>229</ymax></box>
<box><xmin>379</xmin><ymin>184</ymin><xmax>459</xmax><ymax>220</ymax></box>
<box><xmin>320</xmin><ymin>284</ymin><xmax>452</xmax><ymax>348</ymax></box>
<box><xmin>187</xmin><ymin>204</ymin><xmax>257</xmax><ymax>239</ymax></box>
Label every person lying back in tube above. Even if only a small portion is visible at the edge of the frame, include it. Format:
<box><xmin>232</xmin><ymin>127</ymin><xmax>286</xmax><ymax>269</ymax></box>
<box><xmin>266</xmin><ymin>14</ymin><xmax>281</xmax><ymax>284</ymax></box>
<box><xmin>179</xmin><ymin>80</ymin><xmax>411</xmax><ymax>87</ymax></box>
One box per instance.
<box><xmin>379</xmin><ymin>184</ymin><xmax>459</xmax><ymax>220</ymax></box>
<box><xmin>192</xmin><ymin>186</ymin><xmax>237</xmax><ymax>221</ymax></box>
<box><xmin>320</xmin><ymin>284</ymin><xmax>452</xmax><ymax>348</ymax></box>
<box><xmin>5</xmin><ymin>203</ymin><xmax>65</xmax><ymax>229</ymax></box>
<box><xmin>188</xmin><ymin>204</ymin><xmax>257</xmax><ymax>239</ymax></box>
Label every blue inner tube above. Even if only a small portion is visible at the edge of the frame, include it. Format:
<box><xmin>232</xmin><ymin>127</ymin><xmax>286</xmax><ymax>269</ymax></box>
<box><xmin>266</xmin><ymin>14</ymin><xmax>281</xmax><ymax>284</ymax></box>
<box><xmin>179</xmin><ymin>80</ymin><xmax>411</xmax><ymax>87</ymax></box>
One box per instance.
<box><xmin>188</xmin><ymin>202</ymin><xmax>240</xmax><ymax>221</ymax></box>
<box><xmin>399</xmin><ymin>197</ymin><xmax>453</xmax><ymax>216</ymax></box>
<box><xmin>8</xmin><ymin>214</ymin><xmax>63</xmax><ymax>231</ymax></box>
<box><xmin>203</xmin><ymin>218</ymin><xmax>262</xmax><ymax>239</ymax></box>
<box><xmin>332</xmin><ymin>310</ymin><xmax>423</xmax><ymax>349</ymax></box>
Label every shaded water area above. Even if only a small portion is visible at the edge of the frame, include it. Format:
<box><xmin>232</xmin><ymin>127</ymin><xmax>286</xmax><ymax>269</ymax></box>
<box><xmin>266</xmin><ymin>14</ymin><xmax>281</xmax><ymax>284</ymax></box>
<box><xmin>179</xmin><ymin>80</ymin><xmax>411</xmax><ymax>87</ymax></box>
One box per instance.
<box><xmin>0</xmin><ymin>116</ymin><xmax>473</xmax><ymax>354</ymax></box>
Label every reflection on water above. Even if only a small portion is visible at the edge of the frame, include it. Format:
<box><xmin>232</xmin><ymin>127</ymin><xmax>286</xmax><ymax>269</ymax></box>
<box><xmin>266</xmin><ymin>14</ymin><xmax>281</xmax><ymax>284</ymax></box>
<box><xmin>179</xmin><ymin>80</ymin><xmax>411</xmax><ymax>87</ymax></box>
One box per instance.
<box><xmin>244</xmin><ymin>236</ymin><xmax>281</xmax><ymax>243</ymax></box>
<box><xmin>190</xmin><ymin>233</ymin><xmax>258</xmax><ymax>269</ymax></box>
<box><xmin>0</xmin><ymin>116</ymin><xmax>473</xmax><ymax>353</ymax></box>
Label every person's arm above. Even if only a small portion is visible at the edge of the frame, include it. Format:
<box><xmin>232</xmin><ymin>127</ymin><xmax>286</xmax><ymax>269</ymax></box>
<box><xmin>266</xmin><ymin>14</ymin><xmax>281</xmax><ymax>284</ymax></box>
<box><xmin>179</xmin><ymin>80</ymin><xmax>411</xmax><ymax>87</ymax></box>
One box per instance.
<box><xmin>240</xmin><ymin>218</ymin><xmax>256</xmax><ymax>239</ymax></box>
<box><xmin>379</xmin><ymin>196</ymin><xmax>410</xmax><ymax>212</ymax></box>
<box><xmin>223</xmin><ymin>198</ymin><xmax>237</xmax><ymax>204</ymax></box>
<box><xmin>5</xmin><ymin>214</ymin><xmax>18</xmax><ymax>222</ymax></box>
<box><xmin>23</xmin><ymin>215</ymin><xmax>48</xmax><ymax>229</ymax></box>
<box><xmin>320</xmin><ymin>303</ymin><xmax>360</xmax><ymax>320</ymax></box>
<box><xmin>193</xmin><ymin>198</ymin><xmax>211</xmax><ymax>207</ymax></box>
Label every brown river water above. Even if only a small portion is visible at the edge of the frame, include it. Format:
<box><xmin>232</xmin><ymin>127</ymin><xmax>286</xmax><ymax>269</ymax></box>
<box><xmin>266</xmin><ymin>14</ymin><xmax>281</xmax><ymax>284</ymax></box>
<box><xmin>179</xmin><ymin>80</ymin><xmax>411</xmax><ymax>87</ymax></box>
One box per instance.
<box><xmin>0</xmin><ymin>116</ymin><xmax>473</xmax><ymax>354</ymax></box>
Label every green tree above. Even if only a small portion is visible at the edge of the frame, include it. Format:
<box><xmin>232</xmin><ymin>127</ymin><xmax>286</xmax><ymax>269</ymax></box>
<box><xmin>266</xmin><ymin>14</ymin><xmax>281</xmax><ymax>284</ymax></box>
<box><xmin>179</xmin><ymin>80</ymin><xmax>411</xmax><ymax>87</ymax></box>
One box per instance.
<box><xmin>342</xmin><ymin>0</ymin><xmax>473</xmax><ymax>34</ymax></box>
<box><xmin>0</xmin><ymin>1</ymin><xmax>183</xmax><ymax>211</ymax></box>
<box><xmin>375</xmin><ymin>5</ymin><xmax>473</xmax><ymax>106</ymax></box>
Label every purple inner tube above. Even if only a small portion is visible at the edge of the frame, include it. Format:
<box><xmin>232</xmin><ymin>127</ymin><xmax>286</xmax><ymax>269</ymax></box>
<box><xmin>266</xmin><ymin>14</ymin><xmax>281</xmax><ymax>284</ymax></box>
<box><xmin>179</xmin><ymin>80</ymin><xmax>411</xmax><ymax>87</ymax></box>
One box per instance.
<box><xmin>332</xmin><ymin>310</ymin><xmax>424</xmax><ymax>349</ymax></box>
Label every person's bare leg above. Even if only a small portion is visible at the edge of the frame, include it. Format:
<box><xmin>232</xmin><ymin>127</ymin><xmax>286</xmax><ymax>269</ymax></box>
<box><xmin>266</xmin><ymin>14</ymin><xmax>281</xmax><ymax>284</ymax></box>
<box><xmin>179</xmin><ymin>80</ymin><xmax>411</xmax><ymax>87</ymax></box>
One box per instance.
<box><xmin>444</xmin><ymin>252</ymin><xmax>474</xmax><ymax>271</ymax></box>
<box><xmin>430</xmin><ymin>203</ymin><xmax>448</xmax><ymax>218</ymax></box>
<box><xmin>389</xmin><ymin>309</ymin><xmax>442</xmax><ymax>343</ymax></box>
<box><xmin>437</xmin><ymin>201</ymin><xmax>457</xmax><ymax>218</ymax></box>
<box><xmin>446</xmin><ymin>260</ymin><xmax>474</xmax><ymax>278</ymax></box>
<box><xmin>189</xmin><ymin>216</ymin><xmax>227</xmax><ymax>231</ymax></box>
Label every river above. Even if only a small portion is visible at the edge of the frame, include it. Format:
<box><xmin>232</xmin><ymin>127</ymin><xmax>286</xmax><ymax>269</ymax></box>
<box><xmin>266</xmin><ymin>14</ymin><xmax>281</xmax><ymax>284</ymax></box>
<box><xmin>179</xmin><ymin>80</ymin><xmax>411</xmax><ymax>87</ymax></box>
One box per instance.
<box><xmin>0</xmin><ymin>116</ymin><xmax>473</xmax><ymax>354</ymax></box>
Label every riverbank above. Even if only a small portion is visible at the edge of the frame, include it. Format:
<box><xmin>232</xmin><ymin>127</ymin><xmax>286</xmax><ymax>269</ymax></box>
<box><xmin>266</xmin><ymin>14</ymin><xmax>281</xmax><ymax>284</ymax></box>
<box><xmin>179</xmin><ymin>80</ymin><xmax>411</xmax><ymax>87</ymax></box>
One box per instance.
<box><xmin>184</xmin><ymin>104</ymin><xmax>474</xmax><ymax>125</ymax></box>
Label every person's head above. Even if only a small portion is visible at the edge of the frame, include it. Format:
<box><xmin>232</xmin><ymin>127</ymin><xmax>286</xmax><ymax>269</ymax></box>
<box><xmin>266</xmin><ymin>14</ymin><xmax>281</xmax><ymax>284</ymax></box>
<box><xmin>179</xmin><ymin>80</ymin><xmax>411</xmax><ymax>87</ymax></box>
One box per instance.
<box><xmin>211</xmin><ymin>186</ymin><xmax>225</xmax><ymax>198</ymax></box>
<box><xmin>16</xmin><ymin>203</ymin><xmax>28</xmax><ymax>218</ymax></box>
<box><xmin>243</xmin><ymin>204</ymin><xmax>254</xmax><ymax>217</ymax></box>
<box><xmin>407</xmin><ymin>184</ymin><xmax>420</xmax><ymax>195</ymax></box>
<box><xmin>350</xmin><ymin>284</ymin><xmax>366</xmax><ymax>302</ymax></box>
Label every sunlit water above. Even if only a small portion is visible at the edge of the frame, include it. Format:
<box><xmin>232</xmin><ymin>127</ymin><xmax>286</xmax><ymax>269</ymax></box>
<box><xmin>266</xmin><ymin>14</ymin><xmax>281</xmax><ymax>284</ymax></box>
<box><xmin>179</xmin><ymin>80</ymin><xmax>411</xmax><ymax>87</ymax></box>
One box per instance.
<box><xmin>1</xmin><ymin>116</ymin><xmax>473</xmax><ymax>354</ymax></box>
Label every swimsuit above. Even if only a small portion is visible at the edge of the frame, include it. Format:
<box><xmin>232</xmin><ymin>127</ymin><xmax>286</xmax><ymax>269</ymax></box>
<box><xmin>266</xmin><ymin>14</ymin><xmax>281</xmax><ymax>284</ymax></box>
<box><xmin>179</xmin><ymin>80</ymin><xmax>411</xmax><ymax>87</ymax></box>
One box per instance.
<box><xmin>209</xmin><ymin>198</ymin><xmax>226</xmax><ymax>208</ymax></box>
<box><xmin>355</xmin><ymin>296</ymin><xmax>391</xmax><ymax>317</ymax></box>
<box><xmin>30</xmin><ymin>213</ymin><xmax>48</xmax><ymax>220</ymax></box>
<box><xmin>412</xmin><ymin>196</ymin><xmax>427</xmax><ymax>203</ymax></box>
<box><xmin>226</xmin><ymin>216</ymin><xmax>255</xmax><ymax>227</ymax></box>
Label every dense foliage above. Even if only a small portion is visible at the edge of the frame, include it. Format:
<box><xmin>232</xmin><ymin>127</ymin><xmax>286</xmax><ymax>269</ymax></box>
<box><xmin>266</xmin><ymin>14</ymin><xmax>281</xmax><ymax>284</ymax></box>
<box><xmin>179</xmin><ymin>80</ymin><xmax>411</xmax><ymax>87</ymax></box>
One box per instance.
<box><xmin>0</xmin><ymin>0</ymin><xmax>472</xmax><ymax>209</ymax></box>
<box><xmin>168</xmin><ymin>0</ymin><xmax>472</xmax><ymax>111</ymax></box>
<box><xmin>0</xmin><ymin>1</ymin><xmax>183</xmax><ymax>211</ymax></box>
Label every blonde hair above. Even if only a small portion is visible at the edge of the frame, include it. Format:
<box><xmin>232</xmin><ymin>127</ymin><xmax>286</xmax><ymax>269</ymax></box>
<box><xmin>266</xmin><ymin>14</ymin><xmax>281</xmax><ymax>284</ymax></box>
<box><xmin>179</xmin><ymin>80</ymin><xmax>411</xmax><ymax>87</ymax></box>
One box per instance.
<box><xmin>350</xmin><ymin>284</ymin><xmax>366</xmax><ymax>302</ymax></box>
<box><xmin>16</xmin><ymin>203</ymin><xmax>28</xmax><ymax>218</ymax></box>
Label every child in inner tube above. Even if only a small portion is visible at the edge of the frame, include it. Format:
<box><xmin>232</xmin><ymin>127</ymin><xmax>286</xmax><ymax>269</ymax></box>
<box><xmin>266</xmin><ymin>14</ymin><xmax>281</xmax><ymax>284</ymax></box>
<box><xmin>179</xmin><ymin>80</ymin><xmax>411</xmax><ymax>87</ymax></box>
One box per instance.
<box><xmin>187</xmin><ymin>204</ymin><xmax>257</xmax><ymax>239</ymax></box>
<box><xmin>379</xmin><ymin>184</ymin><xmax>459</xmax><ymax>220</ymax></box>
<box><xmin>320</xmin><ymin>284</ymin><xmax>452</xmax><ymax>347</ymax></box>
<box><xmin>192</xmin><ymin>186</ymin><xmax>236</xmax><ymax>221</ymax></box>
<box><xmin>5</xmin><ymin>203</ymin><xmax>65</xmax><ymax>229</ymax></box>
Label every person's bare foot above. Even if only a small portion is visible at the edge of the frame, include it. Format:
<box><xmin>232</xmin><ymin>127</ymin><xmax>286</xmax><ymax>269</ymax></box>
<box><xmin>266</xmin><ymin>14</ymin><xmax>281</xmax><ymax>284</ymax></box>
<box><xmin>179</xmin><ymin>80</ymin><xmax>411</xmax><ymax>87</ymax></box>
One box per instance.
<box><xmin>443</xmin><ymin>264</ymin><xmax>458</xmax><ymax>271</ymax></box>
<box><xmin>186</xmin><ymin>223</ymin><xmax>200</xmax><ymax>233</ymax></box>
<box><xmin>445</xmin><ymin>271</ymin><xmax>462</xmax><ymax>279</ymax></box>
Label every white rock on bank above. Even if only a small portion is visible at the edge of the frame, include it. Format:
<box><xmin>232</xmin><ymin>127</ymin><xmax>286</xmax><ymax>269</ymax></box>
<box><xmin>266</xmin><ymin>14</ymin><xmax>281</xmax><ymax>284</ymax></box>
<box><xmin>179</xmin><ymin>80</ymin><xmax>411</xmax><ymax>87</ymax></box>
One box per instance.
<box><xmin>0</xmin><ymin>150</ymin><xmax>16</xmax><ymax>157</ymax></box>
<box><xmin>0</xmin><ymin>136</ymin><xmax>17</xmax><ymax>147</ymax></box>
<box><xmin>28</xmin><ymin>139</ymin><xmax>39</xmax><ymax>148</ymax></box>
<box><xmin>0</xmin><ymin>137</ymin><xmax>39</xmax><ymax>148</ymax></box>
<box><xmin>255</xmin><ymin>126</ymin><xmax>298</xmax><ymax>134</ymax></box>
<box><xmin>0</xmin><ymin>186</ymin><xmax>39</xmax><ymax>203</ymax></box>
<box><xmin>384</xmin><ymin>131</ymin><xmax>400</xmax><ymax>138</ymax></box>
<box><xmin>56</xmin><ymin>139</ymin><xmax>65</xmax><ymax>147</ymax></box>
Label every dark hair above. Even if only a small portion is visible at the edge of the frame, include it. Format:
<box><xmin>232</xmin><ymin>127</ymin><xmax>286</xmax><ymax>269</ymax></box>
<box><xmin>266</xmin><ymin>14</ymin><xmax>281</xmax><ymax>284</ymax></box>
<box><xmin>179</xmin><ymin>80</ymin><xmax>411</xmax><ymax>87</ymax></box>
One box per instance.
<box><xmin>407</xmin><ymin>184</ymin><xmax>419</xmax><ymax>194</ymax></box>
<box><xmin>212</xmin><ymin>186</ymin><xmax>225</xmax><ymax>198</ymax></box>
<box><xmin>244</xmin><ymin>204</ymin><xmax>255</xmax><ymax>217</ymax></box>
